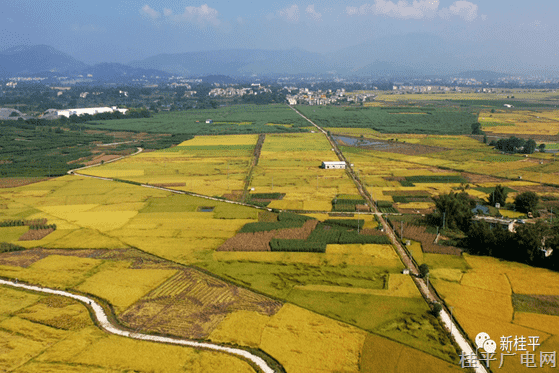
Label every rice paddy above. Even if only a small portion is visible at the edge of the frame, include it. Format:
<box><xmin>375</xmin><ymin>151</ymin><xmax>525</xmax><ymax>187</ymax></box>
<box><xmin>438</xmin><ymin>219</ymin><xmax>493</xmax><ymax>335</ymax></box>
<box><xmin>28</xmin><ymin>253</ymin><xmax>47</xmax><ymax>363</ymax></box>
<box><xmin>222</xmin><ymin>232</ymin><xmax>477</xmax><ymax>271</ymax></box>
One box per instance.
<box><xmin>3</xmin><ymin>108</ymin><xmax>559</xmax><ymax>373</ymax></box>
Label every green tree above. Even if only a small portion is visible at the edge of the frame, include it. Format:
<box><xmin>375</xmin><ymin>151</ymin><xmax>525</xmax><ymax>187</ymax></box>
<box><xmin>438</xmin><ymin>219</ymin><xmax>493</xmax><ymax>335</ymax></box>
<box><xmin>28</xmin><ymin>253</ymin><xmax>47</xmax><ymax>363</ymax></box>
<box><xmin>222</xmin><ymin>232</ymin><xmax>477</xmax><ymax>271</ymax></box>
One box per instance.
<box><xmin>430</xmin><ymin>192</ymin><xmax>474</xmax><ymax>231</ymax></box>
<box><xmin>523</xmin><ymin>139</ymin><xmax>537</xmax><ymax>154</ymax></box>
<box><xmin>538</xmin><ymin>143</ymin><xmax>546</xmax><ymax>153</ymax></box>
<box><xmin>488</xmin><ymin>184</ymin><xmax>508</xmax><ymax>207</ymax></box>
<box><xmin>514</xmin><ymin>191</ymin><xmax>540</xmax><ymax>213</ymax></box>
<box><xmin>418</xmin><ymin>263</ymin><xmax>429</xmax><ymax>278</ymax></box>
<box><xmin>471</xmin><ymin>122</ymin><xmax>484</xmax><ymax>135</ymax></box>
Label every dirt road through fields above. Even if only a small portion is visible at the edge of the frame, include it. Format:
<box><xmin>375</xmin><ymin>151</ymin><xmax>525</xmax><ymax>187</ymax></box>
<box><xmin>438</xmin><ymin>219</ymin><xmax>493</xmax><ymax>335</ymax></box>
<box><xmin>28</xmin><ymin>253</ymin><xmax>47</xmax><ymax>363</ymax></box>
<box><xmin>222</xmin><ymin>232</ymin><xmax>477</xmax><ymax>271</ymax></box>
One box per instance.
<box><xmin>289</xmin><ymin>104</ymin><xmax>487</xmax><ymax>373</ymax></box>
<box><xmin>0</xmin><ymin>278</ymin><xmax>276</xmax><ymax>373</ymax></box>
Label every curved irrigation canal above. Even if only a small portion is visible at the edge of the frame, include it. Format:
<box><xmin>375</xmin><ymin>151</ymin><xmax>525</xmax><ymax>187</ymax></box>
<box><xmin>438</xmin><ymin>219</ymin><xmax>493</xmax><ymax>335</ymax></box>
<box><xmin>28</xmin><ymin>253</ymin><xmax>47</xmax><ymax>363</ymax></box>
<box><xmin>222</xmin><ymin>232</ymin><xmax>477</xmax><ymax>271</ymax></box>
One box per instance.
<box><xmin>0</xmin><ymin>278</ymin><xmax>276</xmax><ymax>373</ymax></box>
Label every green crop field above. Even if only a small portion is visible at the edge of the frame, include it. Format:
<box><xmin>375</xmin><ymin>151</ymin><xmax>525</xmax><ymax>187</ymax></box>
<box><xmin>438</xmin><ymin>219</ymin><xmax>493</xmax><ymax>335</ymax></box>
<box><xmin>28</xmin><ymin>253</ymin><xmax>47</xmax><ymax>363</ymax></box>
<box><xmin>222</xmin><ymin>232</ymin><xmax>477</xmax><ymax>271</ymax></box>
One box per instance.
<box><xmin>296</xmin><ymin>105</ymin><xmax>478</xmax><ymax>134</ymax></box>
<box><xmin>85</xmin><ymin>104</ymin><xmax>309</xmax><ymax>135</ymax></box>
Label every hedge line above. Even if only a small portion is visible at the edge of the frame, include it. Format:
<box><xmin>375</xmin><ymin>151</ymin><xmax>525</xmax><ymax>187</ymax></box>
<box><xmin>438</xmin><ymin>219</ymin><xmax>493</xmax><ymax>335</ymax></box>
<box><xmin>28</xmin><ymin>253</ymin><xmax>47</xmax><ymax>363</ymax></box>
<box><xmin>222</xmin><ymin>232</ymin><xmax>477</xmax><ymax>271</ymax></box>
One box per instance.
<box><xmin>0</xmin><ymin>242</ymin><xmax>26</xmax><ymax>254</ymax></box>
<box><xmin>277</xmin><ymin>212</ymin><xmax>314</xmax><ymax>222</ymax></box>
<box><xmin>240</xmin><ymin>220</ymin><xmax>304</xmax><ymax>233</ymax></box>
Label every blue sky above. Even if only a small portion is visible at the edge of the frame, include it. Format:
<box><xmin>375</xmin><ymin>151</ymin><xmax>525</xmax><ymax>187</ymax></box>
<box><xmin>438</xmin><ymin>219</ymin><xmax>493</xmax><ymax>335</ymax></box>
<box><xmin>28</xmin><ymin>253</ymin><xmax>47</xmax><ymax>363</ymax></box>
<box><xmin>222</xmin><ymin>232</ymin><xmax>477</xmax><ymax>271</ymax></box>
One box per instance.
<box><xmin>1</xmin><ymin>0</ymin><xmax>558</xmax><ymax>68</ymax></box>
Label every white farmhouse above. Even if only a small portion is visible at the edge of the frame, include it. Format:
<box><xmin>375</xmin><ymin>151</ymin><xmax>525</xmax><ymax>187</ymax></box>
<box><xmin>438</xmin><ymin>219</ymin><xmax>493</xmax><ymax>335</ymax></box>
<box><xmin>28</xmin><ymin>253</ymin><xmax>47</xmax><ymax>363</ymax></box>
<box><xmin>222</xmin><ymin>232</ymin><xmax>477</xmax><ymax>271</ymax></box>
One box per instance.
<box><xmin>321</xmin><ymin>161</ymin><xmax>346</xmax><ymax>169</ymax></box>
<box><xmin>56</xmin><ymin>106</ymin><xmax>128</xmax><ymax>118</ymax></box>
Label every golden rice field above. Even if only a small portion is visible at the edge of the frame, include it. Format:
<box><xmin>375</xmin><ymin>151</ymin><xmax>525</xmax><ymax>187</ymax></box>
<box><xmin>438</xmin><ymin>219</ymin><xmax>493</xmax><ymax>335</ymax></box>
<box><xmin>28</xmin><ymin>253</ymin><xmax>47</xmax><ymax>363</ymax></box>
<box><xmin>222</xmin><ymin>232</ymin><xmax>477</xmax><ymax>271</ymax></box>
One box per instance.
<box><xmin>480</xmin><ymin>109</ymin><xmax>559</xmax><ymax>136</ymax></box>
<box><xmin>250</xmin><ymin>133</ymin><xmax>359</xmax><ymax>210</ymax></box>
<box><xmin>431</xmin><ymin>253</ymin><xmax>559</xmax><ymax>373</ymax></box>
<box><xmin>76</xmin><ymin>261</ymin><xmax>176</xmax><ymax>313</ymax></box>
<box><xmin>259</xmin><ymin>304</ymin><xmax>367</xmax><ymax>373</ymax></box>
<box><xmin>80</xmin><ymin>134</ymin><xmax>258</xmax><ymax>197</ymax></box>
<box><xmin>0</xmin><ymin>286</ymin><xmax>256</xmax><ymax>373</ymax></box>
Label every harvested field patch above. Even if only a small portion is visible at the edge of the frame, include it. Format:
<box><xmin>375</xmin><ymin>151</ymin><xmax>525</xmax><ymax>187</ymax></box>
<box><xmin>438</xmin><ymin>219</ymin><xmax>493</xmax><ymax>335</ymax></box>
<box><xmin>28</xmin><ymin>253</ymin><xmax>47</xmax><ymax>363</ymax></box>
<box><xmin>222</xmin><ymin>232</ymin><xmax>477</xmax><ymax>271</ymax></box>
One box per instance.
<box><xmin>512</xmin><ymin>294</ymin><xmax>559</xmax><ymax>316</ymax></box>
<box><xmin>337</xmin><ymin>136</ymin><xmax>447</xmax><ymax>155</ymax></box>
<box><xmin>396</xmin><ymin>222</ymin><xmax>462</xmax><ymax>255</ymax></box>
<box><xmin>217</xmin><ymin>219</ymin><xmax>318</xmax><ymax>252</ymax></box>
<box><xmin>18</xmin><ymin>228</ymin><xmax>54</xmax><ymax>241</ymax></box>
<box><xmin>0</xmin><ymin>178</ymin><xmax>49</xmax><ymax>188</ymax></box>
<box><xmin>120</xmin><ymin>268</ymin><xmax>282</xmax><ymax>339</ymax></box>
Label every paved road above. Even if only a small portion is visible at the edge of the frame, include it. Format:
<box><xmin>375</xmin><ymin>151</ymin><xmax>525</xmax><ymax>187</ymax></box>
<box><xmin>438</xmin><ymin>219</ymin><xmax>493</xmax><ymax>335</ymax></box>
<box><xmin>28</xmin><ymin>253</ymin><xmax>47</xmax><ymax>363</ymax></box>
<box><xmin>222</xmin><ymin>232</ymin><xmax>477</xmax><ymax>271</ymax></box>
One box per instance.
<box><xmin>0</xmin><ymin>279</ymin><xmax>276</xmax><ymax>373</ymax></box>
<box><xmin>289</xmin><ymin>105</ymin><xmax>487</xmax><ymax>373</ymax></box>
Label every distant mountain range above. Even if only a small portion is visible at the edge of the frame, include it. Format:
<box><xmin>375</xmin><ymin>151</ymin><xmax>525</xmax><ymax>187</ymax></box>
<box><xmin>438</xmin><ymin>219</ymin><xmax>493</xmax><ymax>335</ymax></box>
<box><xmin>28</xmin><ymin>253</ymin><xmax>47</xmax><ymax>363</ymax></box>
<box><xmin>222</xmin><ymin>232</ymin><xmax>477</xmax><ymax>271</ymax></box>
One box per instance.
<box><xmin>0</xmin><ymin>45</ymin><xmax>87</xmax><ymax>77</ymax></box>
<box><xmin>1</xmin><ymin>37</ymin><xmax>551</xmax><ymax>80</ymax></box>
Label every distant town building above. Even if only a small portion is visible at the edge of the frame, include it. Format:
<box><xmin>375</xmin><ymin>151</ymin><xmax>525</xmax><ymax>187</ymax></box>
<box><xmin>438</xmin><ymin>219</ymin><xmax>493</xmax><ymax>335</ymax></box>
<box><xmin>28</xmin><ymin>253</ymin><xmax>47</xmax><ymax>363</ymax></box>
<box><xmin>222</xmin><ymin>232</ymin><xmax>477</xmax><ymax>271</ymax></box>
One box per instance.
<box><xmin>56</xmin><ymin>106</ymin><xmax>128</xmax><ymax>118</ymax></box>
<box><xmin>205</xmin><ymin>119</ymin><xmax>213</xmax><ymax>124</ymax></box>
<box><xmin>321</xmin><ymin>161</ymin><xmax>346</xmax><ymax>169</ymax></box>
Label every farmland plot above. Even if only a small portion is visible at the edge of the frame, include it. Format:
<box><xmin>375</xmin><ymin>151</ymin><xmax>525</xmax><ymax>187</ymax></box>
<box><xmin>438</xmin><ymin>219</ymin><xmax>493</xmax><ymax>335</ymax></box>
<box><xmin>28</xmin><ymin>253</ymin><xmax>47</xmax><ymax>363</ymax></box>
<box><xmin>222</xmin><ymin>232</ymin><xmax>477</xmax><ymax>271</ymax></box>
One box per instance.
<box><xmin>120</xmin><ymin>268</ymin><xmax>282</xmax><ymax>339</ymax></box>
<box><xmin>251</xmin><ymin>133</ymin><xmax>358</xmax><ymax>210</ymax></box>
<box><xmin>82</xmin><ymin>134</ymin><xmax>258</xmax><ymax>197</ymax></box>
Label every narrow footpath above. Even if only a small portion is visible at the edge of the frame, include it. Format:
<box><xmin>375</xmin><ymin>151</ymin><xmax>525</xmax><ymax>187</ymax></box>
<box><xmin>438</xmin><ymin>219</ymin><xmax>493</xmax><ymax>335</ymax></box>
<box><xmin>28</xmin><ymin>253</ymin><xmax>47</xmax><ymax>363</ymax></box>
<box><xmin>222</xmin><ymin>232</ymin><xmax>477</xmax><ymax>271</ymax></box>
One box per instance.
<box><xmin>0</xmin><ymin>279</ymin><xmax>276</xmax><ymax>373</ymax></box>
<box><xmin>289</xmin><ymin>105</ymin><xmax>487</xmax><ymax>373</ymax></box>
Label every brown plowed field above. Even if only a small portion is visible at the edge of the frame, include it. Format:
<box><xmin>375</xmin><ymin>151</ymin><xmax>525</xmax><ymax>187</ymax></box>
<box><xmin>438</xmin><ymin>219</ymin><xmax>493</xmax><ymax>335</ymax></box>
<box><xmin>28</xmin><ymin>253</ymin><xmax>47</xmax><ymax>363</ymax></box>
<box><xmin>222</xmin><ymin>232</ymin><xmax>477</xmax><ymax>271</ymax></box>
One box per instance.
<box><xmin>120</xmin><ymin>268</ymin><xmax>282</xmax><ymax>339</ymax></box>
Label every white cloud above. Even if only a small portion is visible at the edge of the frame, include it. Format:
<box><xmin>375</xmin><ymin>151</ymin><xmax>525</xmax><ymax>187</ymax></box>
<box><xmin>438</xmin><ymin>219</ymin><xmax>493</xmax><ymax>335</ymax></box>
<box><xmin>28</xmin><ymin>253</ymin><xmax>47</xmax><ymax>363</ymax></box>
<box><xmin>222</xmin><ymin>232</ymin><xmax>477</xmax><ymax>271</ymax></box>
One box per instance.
<box><xmin>346</xmin><ymin>0</ymin><xmax>440</xmax><ymax>20</ymax></box>
<box><xmin>439</xmin><ymin>1</ymin><xmax>478</xmax><ymax>21</ymax></box>
<box><xmin>346</xmin><ymin>0</ymin><xmax>480</xmax><ymax>21</ymax></box>
<box><xmin>306</xmin><ymin>4</ymin><xmax>322</xmax><ymax>21</ymax></box>
<box><xmin>163</xmin><ymin>8</ymin><xmax>172</xmax><ymax>17</ymax></box>
<box><xmin>279</xmin><ymin>5</ymin><xmax>300</xmax><ymax>22</ymax></box>
<box><xmin>168</xmin><ymin>4</ymin><xmax>220</xmax><ymax>27</ymax></box>
<box><xmin>481</xmin><ymin>14</ymin><xmax>487</xmax><ymax>21</ymax></box>
<box><xmin>140</xmin><ymin>5</ymin><xmax>160</xmax><ymax>20</ymax></box>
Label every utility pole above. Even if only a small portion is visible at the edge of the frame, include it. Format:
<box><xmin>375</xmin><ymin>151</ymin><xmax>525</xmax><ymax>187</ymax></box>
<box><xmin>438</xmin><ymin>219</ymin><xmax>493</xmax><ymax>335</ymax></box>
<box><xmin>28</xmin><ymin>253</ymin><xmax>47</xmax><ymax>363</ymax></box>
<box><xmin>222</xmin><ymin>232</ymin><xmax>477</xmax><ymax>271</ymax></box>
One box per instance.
<box><xmin>443</xmin><ymin>211</ymin><xmax>446</xmax><ymax>230</ymax></box>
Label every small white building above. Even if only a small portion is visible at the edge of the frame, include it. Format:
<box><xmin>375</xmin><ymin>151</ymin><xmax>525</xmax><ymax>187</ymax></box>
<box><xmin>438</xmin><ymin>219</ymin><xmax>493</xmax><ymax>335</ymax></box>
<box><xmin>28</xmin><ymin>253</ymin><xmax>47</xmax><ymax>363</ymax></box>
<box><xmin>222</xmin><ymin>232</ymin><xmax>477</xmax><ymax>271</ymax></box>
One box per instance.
<box><xmin>321</xmin><ymin>161</ymin><xmax>346</xmax><ymax>169</ymax></box>
<box><xmin>205</xmin><ymin>119</ymin><xmax>213</xmax><ymax>124</ymax></box>
<box><xmin>56</xmin><ymin>106</ymin><xmax>128</xmax><ymax>118</ymax></box>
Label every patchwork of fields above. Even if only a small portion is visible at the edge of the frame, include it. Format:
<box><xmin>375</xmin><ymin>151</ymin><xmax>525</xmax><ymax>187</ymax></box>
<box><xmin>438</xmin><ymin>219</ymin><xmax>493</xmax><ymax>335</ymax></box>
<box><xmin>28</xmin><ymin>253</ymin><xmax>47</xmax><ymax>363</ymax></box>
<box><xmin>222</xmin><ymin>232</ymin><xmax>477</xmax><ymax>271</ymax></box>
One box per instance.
<box><xmin>3</xmin><ymin>100</ymin><xmax>559</xmax><ymax>372</ymax></box>
<box><xmin>0</xmin><ymin>171</ymin><xmax>458</xmax><ymax>372</ymax></box>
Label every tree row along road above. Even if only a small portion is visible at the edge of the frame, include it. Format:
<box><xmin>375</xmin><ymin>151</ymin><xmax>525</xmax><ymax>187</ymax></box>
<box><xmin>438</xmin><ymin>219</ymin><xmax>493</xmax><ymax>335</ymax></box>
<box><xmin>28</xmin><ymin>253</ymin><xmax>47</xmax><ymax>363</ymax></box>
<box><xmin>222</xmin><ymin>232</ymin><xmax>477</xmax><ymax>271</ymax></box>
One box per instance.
<box><xmin>288</xmin><ymin>105</ymin><xmax>487</xmax><ymax>373</ymax></box>
<box><xmin>0</xmin><ymin>279</ymin><xmax>276</xmax><ymax>373</ymax></box>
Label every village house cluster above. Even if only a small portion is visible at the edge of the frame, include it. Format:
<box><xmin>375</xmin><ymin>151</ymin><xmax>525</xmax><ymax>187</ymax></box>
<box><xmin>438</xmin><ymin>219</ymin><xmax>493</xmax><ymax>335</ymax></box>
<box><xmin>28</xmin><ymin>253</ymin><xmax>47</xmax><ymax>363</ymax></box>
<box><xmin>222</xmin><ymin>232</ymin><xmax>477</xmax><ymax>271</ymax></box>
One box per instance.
<box><xmin>208</xmin><ymin>83</ymin><xmax>272</xmax><ymax>98</ymax></box>
<box><xmin>286</xmin><ymin>88</ymin><xmax>375</xmax><ymax>105</ymax></box>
